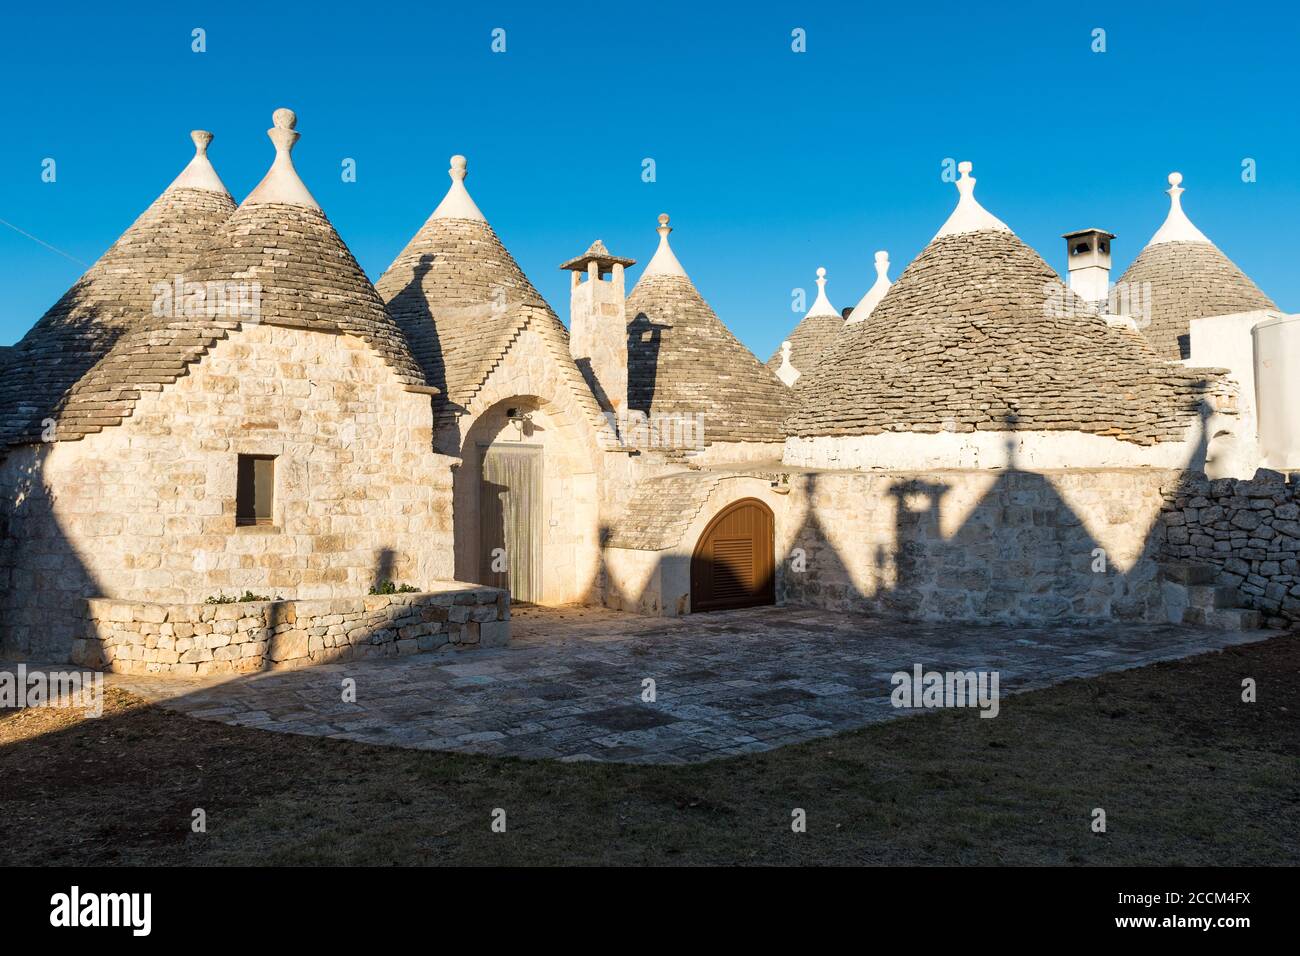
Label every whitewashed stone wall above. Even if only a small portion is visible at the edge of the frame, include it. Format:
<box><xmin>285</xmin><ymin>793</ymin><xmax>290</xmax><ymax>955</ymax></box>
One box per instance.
<box><xmin>0</xmin><ymin>324</ymin><xmax>455</xmax><ymax>660</ymax></box>
<box><xmin>76</xmin><ymin>584</ymin><xmax>508</xmax><ymax>675</ymax></box>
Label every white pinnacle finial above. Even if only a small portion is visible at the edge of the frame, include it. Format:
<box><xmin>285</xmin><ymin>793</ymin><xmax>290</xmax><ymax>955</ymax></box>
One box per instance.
<box><xmin>431</xmin><ymin>154</ymin><xmax>486</xmax><ymax>221</ymax></box>
<box><xmin>1148</xmin><ymin>170</ymin><xmax>1210</xmax><ymax>245</ymax></box>
<box><xmin>776</xmin><ymin>340</ymin><xmax>800</xmax><ymax>387</ymax></box>
<box><xmin>242</xmin><ymin>108</ymin><xmax>320</xmax><ymax>209</ymax></box>
<box><xmin>849</xmin><ymin>250</ymin><xmax>892</xmax><ymax>322</ymax></box>
<box><xmin>640</xmin><ymin>212</ymin><xmax>688</xmax><ymax>279</ymax></box>
<box><xmin>933</xmin><ymin>161</ymin><xmax>1010</xmax><ymax>239</ymax></box>
<box><xmin>165</xmin><ymin>129</ymin><xmax>230</xmax><ymax>195</ymax></box>
<box><xmin>805</xmin><ymin>266</ymin><xmax>838</xmax><ymax>318</ymax></box>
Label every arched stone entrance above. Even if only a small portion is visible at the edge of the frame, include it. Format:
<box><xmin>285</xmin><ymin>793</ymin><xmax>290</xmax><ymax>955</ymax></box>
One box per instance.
<box><xmin>453</xmin><ymin>396</ymin><xmax>599</xmax><ymax>605</ymax></box>
<box><xmin>690</xmin><ymin>498</ymin><xmax>775</xmax><ymax>612</ymax></box>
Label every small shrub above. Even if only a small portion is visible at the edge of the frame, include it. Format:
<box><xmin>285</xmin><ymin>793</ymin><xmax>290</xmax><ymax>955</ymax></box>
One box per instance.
<box><xmin>369</xmin><ymin>581</ymin><xmax>421</xmax><ymax>595</ymax></box>
<box><xmin>205</xmin><ymin>590</ymin><xmax>273</xmax><ymax>605</ymax></box>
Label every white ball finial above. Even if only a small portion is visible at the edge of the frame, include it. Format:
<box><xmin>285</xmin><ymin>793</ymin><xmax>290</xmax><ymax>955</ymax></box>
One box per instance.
<box><xmin>243</xmin><ymin>106</ymin><xmax>319</xmax><ymax>208</ymax></box>
<box><xmin>449</xmin><ymin>155</ymin><xmax>468</xmax><ymax>182</ymax></box>
<box><xmin>934</xmin><ymin>159</ymin><xmax>1009</xmax><ymax>238</ymax></box>
<box><xmin>1149</xmin><ymin>169</ymin><xmax>1208</xmax><ymax>245</ymax></box>
<box><xmin>816</xmin><ymin>266</ymin><xmax>827</xmax><ymax>280</ymax></box>
<box><xmin>641</xmin><ymin>212</ymin><xmax>688</xmax><ymax>279</ymax></box>
<box><xmin>874</xmin><ymin>251</ymin><xmax>890</xmax><ymax>276</ymax></box>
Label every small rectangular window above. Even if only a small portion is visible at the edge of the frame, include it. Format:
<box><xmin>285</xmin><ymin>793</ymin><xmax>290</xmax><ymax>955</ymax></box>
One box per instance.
<box><xmin>236</xmin><ymin>455</ymin><xmax>276</xmax><ymax>527</ymax></box>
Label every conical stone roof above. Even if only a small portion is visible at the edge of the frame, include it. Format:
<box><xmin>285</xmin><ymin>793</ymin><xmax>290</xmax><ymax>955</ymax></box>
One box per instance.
<box><xmin>0</xmin><ymin>131</ymin><xmax>236</xmax><ymax>448</ymax></box>
<box><xmin>1117</xmin><ymin>173</ymin><xmax>1275</xmax><ymax>361</ymax></box>
<box><xmin>789</xmin><ymin>163</ymin><xmax>1211</xmax><ymax>444</ymax></box>
<box><xmin>376</xmin><ymin>155</ymin><xmax>564</xmax><ymax>411</ymax></box>
<box><xmin>766</xmin><ymin>267</ymin><xmax>843</xmax><ymax>382</ymax></box>
<box><xmin>51</xmin><ymin>109</ymin><xmax>424</xmax><ymax>442</ymax></box>
<box><xmin>628</xmin><ymin>215</ymin><xmax>792</xmax><ymax>444</ymax></box>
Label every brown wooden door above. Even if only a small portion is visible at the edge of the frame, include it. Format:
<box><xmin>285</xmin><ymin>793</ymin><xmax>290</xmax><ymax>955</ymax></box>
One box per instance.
<box><xmin>690</xmin><ymin>498</ymin><xmax>775</xmax><ymax>612</ymax></box>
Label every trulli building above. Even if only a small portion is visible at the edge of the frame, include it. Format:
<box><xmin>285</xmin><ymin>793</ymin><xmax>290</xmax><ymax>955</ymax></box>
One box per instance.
<box><xmin>1</xmin><ymin>115</ymin><xmax>1296</xmax><ymax>673</ymax></box>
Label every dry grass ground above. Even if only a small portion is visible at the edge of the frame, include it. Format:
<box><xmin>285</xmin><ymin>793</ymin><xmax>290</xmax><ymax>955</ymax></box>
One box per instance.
<box><xmin>2</xmin><ymin>636</ymin><xmax>1297</xmax><ymax>866</ymax></box>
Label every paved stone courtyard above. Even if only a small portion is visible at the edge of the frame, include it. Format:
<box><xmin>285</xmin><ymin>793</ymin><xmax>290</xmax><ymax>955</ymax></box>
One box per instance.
<box><xmin>106</xmin><ymin>605</ymin><xmax>1276</xmax><ymax>764</ymax></box>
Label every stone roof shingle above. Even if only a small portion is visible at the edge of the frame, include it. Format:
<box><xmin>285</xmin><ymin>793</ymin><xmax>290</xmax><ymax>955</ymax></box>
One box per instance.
<box><xmin>1117</xmin><ymin>240</ymin><xmax>1277</xmax><ymax>361</ymax></box>
<box><xmin>0</xmin><ymin>176</ymin><xmax>235</xmax><ymax>448</ymax></box>
<box><xmin>627</xmin><ymin>273</ymin><xmax>792</xmax><ymax>445</ymax></box>
<box><xmin>788</xmin><ymin>228</ymin><xmax>1215</xmax><ymax>443</ymax></box>
<box><xmin>50</xmin><ymin>200</ymin><xmax>425</xmax><ymax>441</ymax></box>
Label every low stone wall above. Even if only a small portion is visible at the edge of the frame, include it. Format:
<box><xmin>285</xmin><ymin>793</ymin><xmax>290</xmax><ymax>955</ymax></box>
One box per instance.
<box><xmin>73</xmin><ymin>583</ymin><xmax>510</xmax><ymax>675</ymax></box>
<box><xmin>1161</xmin><ymin>469</ymin><xmax>1300</xmax><ymax>627</ymax></box>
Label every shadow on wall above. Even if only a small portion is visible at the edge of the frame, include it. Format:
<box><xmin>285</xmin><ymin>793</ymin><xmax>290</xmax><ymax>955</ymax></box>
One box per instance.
<box><xmin>625</xmin><ymin>310</ymin><xmax>666</xmax><ymax>415</ymax></box>
<box><xmin>385</xmin><ymin>254</ymin><xmax>448</xmax><ymax>402</ymax></box>
<box><xmin>0</xmin><ymin>442</ymin><xmax>103</xmax><ymax>661</ymax></box>
<box><xmin>604</xmin><ymin>402</ymin><xmax>1248</xmax><ymax>627</ymax></box>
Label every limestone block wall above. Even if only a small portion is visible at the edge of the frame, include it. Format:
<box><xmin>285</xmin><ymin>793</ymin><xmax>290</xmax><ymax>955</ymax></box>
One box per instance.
<box><xmin>74</xmin><ymin>583</ymin><xmax>509</xmax><ymax>675</ymax></box>
<box><xmin>778</xmin><ymin>468</ymin><xmax>1173</xmax><ymax>624</ymax></box>
<box><xmin>0</xmin><ymin>324</ymin><xmax>455</xmax><ymax>661</ymax></box>
<box><xmin>1160</xmin><ymin>469</ymin><xmax>1300</xmax><ymax>626</ymax></box>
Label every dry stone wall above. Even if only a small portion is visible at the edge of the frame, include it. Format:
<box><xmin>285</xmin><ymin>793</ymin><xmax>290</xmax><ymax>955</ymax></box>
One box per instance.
<box><xmin>1160</xmin><ymin>469</ymin><xmax>1300</xmax><ymax>626</ymax></box>
<box><xmin>75</xmin><ymin>585</ymin><xmax>509</xmax><ymax>675</ymax></box>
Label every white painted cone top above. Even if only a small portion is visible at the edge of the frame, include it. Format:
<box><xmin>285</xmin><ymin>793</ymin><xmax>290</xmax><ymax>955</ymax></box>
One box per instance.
<box><xmin>1148</xmin><ymin>172</ymin><xmax>1210</xmax><ymax>245</ymax></box>
<box><xmin>933</xmin><ymin>162</ymin><xmax>1010</xmax><ymax>239</ymax></box>
<box><xmin>166</xmin><ymin>130</ymin><xmax>230</xmax><ymax>195</ymax></box>
<box><xmin>640</xmin><ymin>213</ymin><xmax>689</xmax><ymax>279</ymax></box>
<box><xmin>431</xmin><ymin>155</ymin><xmax>486</xmax><ymax>221</ymax></box>
<box><xmin>849</xmin><ymin>250</ymin><xmax>892</xmax><ymax>322</ymax></box>
<box><xmin>805</xmin><ymin>267</ymin><xmax>839</xmax><ymax>318</ymax></box>
<box><xmin>776</xmin><ymin>340</ymin><xmax>800</xmax><ymax>386</ymax></box>
<box><xmin>243</xmin><ymin>108</ymin><xmax>320</xmax><ymax>209</ymax></box>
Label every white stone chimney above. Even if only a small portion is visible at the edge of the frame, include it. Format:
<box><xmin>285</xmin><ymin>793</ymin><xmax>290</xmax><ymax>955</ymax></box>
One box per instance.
<box><xmin>561</xmin><ymin>240</ymin><xmax>636</xmax><ymax>413</ymax></box>
<box><xmin>1062</xmin><ymin>228</ymin><xmax>1114</xmax><ymax>304</ymax></box>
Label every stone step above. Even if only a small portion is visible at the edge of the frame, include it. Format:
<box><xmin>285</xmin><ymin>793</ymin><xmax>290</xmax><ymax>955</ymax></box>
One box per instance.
<box><xmin>1203</xmin><ymin>607</ymin><xmax>1262</xmax><ymax>631</ymax></box>
<box><xmin>1160</xmin><ymin>562</ymin><xmax>1219</xmax><ymax>586</ymax></box>
<box><xmin>1184</xmin><ymin>584</ymin><xmax>1241</xmax><ymax>611</ymax></box>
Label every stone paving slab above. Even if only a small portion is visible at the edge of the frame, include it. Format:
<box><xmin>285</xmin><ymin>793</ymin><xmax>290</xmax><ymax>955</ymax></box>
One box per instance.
<box><xmin>102</xmin><ymin>604</ymin><xmax>1281</xmax><ymax>764</ymax></box>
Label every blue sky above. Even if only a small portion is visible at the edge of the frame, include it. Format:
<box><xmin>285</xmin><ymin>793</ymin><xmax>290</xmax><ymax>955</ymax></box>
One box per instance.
<box><xmin>1</xmin><ymin>1</ymin><xmax>1295</xmax><ymax>358</ymax></box>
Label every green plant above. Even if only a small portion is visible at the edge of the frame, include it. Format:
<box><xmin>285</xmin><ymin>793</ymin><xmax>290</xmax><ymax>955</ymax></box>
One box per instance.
<box><xmin>204</xmin><ymin>590</ymin><xmax>273</xmax><ymax>605</ymax></box>
<box><xmin>369</xmin><ymin>580</ymin><xmax>420</xmax><ymax>595</ymax></box>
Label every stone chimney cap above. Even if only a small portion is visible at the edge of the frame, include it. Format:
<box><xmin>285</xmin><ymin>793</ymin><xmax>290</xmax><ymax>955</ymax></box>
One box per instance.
<box><xmin>1062</xmin><ymin>228</ymin><xmax>1116</xmax><ymax>240</ymax></box>
<box><xmin>559</xmin><ymin>238</ymin><xmax>636</xmax><ymax>272</ymax></box>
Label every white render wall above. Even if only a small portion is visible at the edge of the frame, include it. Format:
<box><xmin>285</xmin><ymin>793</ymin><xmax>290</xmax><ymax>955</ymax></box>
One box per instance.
<box><xmin>783</xmin><ymin>421</ymin><xmax>1217</xmax><ymax>473</ymax></box>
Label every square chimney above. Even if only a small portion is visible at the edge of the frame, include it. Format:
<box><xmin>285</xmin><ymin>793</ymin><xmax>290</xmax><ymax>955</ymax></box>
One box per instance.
<box><xmin>1062</xmin><ymin>228</ymin><xmax>1114</xmax><ymax>304</ymax></box>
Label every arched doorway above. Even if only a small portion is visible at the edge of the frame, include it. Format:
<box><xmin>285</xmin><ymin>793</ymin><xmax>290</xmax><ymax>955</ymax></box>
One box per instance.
<box><xmin>690</xmin><ymin>498</ymin><xmax>775</xmax><ymax>612</ymax></box>
<box><xmin>453</xmin><ymin>395</ymin><xmax>600</xmax><ymax>606</ymax></box>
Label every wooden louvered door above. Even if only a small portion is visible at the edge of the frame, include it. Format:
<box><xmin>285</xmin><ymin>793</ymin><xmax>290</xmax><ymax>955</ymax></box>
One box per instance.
<box><xmin>690</xmin><ymin>498</ymin><xmax>775</xmax><ymax>612</ymax></box>
<box><xmin>478</xmin><ymin>444</ymin><xmax>543</xmax><ymax>603</ymax></box>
